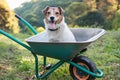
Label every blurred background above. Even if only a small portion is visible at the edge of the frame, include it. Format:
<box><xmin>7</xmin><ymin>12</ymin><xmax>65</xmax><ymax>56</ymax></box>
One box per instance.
<box><xmin>0</xmin><ymin>0</ymin><xmax>120</xmax><ymax>80</ymax></box>
<box><xmin>1</xmin><ymin>0</ymin><xmax>120</xmax><ymax>33</ymax></box>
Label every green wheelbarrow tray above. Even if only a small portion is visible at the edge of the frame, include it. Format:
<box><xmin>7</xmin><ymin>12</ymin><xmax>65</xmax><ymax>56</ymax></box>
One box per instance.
<box><xmin>26</xmin><ymin>28</ymin><xmax>105</xmax><ymax>60</ymax></box>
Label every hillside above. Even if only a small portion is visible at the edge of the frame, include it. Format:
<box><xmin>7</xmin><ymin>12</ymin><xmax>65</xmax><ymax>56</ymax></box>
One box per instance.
<box><xmin>15</xmin><ymin>0</ymin><xmax>120</xmax><ymax>30</ymax></box>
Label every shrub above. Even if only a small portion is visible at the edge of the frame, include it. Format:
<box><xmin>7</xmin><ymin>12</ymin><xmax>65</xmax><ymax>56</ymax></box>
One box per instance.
<box><xmin>36</xmin><ymin>27</ymin><xmax>45</xmax><ymax>32</ymax></box>
<box><xmin>112</xmin><ymin>10</ymin><xmax>120</xmax><ymax>30</ymax></box>
<box><xmin>76</xmin><ymin>11</ymin><xmax>105</xmax><ymax>27</ymax></box>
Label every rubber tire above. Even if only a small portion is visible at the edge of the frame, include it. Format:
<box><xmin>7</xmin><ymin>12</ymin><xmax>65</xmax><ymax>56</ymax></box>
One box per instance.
<box><xmin>69</xmin><ymin>56</ymin><xmax>97</xmax><ymax>80</ymax></box>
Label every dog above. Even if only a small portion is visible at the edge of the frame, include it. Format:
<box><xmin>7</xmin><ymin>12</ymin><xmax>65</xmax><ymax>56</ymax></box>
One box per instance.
<box><xmin>42</xmin><ymin>6</ymin><xmax>76</xmax><ymax>42</ymax></box>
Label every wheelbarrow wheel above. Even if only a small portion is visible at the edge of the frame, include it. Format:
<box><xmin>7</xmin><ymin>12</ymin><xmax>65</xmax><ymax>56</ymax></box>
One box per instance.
<box><xmin>69</xmin><ymin>56</ymin><xmax>97</xmax><ymax>80</ymax></box>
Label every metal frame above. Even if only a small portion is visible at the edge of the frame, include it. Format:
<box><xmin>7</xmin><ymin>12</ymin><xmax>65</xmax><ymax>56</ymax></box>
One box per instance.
<box><xmin>0</xmin><ymin>14</ymin><xmax>103</xmax><ymax>80</ymax></box>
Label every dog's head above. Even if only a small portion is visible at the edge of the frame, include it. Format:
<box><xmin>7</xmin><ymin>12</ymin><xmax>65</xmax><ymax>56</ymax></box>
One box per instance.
<box><xmin>42</xmin><ymin>6</ymin><xmax>64</xmax><ymax>29</ymax></box>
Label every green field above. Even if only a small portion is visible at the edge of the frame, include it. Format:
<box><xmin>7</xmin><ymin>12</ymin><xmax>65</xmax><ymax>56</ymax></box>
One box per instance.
<box><xmin>0</xmin><ymin>30</ymin><xmax>120</xmax><ymax>80</ymax></box>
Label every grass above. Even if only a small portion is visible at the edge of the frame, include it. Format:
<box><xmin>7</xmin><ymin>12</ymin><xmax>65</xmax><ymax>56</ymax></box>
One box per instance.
<box><xmin>0</xmin><ymin>30</ymin><xmax>120</xmax><ymax>80</ymax></box>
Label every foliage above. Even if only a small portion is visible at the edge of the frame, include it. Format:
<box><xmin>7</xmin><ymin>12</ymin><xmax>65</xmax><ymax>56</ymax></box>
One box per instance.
<box><xmin>103</xmin><ymin>19</ymin><xmax>113</xmax><ymax>30</ymax></box>
<box><xmin>114</xmin><ymin>30</ymin><xmax>120</xmax><ymax>43</ymax></box>
<box><xmin>95</xmin><ymin>0</ymin><xmax>118</xmax><ymax>19</ymax></box>
<box><xmin>14</xmin><ymin>0</ymin><xmax>120</xmax><ymax>31</ymax></box>
<box><xmin>36</xmin><ymin>27</ymin><xmax>45</xmax><ymax>33</ymax></box>
<box><xmin>112</xmin><ymin>10</ymin><xmax>120</xmax><ymax>30</ymax></box>
<box><xmin>76</xmin><ymin>11</ymin><xmax>105</xmax><ymax>27</ymax></box>
<box><xmin>0</xmin><ymin>30</ymin><xmax>120</xmax><ymax>80</ymax></box>
<box><xmin>65</xmin><ymin>2</ymin><xmax>90</xmax><ymax>25</ymax></box>
<box><xmin>0</xmin><ymin>0</ymin><xmax>20</xmax><ymax>33</ymax></box>
<box><xmin>15</xmin><ymin>0</ymin><xmax>74</xmax><ymax>29</ymax></box>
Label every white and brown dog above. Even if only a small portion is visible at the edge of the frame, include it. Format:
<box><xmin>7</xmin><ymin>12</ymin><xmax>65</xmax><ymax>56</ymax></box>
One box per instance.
<box><xmin>42</xmin><ymin>6</ymin><xmax>76</xmax><ymax>42</ymax></box>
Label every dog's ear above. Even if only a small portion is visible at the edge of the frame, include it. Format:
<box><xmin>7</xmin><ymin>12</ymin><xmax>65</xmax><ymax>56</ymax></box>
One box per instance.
<box><xmin>42</xmin><ymin>6</ymin><xmax>50</xmax><ymax>15</ymax></box>
<box><xmin>58</xmin><ymin>6</ymin><xmax>64</xmax><ymax>15</ymax></box>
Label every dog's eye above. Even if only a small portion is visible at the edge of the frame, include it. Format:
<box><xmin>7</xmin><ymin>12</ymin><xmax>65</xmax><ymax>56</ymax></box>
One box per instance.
<box><xmin>47</xmin><ymin>12</ymin><xmax>50</xmax><ymax>14</ymax></box>
<box><xmin>55</xmin><ymin>12</ymin><xmax>59</xmax><ymax>15</ymax></box>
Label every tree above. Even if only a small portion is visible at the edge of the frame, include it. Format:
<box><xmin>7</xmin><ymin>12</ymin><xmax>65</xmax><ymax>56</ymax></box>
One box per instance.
<box><xmin>65</xmin><ymin>2</ymin><xmax>91</xmax><ymax>26</ymax></box>
<box><xmin>15</xmin><ymin>0</ymin><xmax>120</xmax><ymax>30</ymax></box>
<box><xmin>112</xmin><ymin>10</ymin><xmax>120</xmax><ymax>30</ymax></box>
<box><xmin>96</xmin><ymin>0</ymin><xmax>118</xmax><ymax>19</ymax></box>
<box><xmin>0</xmin><ymin>0</ymin><xmax>20</xmax><ymax>33</ymax></box>
<box><xmin>76</xmin><ymin>11</ymin><xmax>105</xmax><ymax>27</ymax></box>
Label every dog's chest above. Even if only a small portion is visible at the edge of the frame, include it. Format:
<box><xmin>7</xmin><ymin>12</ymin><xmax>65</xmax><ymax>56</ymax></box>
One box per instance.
<box><xmin>48</xmin><ymin>28</ymin><xmax>64</xmax><ymax>41</ymax></box>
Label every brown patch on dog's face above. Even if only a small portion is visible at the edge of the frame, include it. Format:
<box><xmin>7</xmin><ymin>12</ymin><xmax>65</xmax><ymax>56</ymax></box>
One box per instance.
<box><xmin>42</xmin><ymin>6</ymin><xmax>64</xmax><ymax>24</ymax></box>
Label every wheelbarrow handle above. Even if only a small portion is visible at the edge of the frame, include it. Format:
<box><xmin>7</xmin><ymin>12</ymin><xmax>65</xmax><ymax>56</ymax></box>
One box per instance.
<box><xmin>0</xmin><ymin>30</ymin><xmax>31</xmax><ymax>51</ymax></box>
<box><xmin>15</xmin><ymin>14</ymin><xmax>47</xmax><ymax>66</ymax></box>
<box><xmin>15</xmin><ymin>14</ymin><xmax>38</xmax><ymax>35</ymax></box>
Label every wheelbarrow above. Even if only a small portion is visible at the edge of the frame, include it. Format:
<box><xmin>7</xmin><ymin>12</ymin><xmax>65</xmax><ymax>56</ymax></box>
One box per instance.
<box><xmin>0</xmin><ymin>15</ymin><xmax>105</xmax><ymax>80</ymax></box>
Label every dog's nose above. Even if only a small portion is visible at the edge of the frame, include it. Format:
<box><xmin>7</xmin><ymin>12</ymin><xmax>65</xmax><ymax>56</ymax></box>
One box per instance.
<box><xmin>50</xmin><ymin>16</ymin><xmax>54</xmax><ymax>20</ymax></box>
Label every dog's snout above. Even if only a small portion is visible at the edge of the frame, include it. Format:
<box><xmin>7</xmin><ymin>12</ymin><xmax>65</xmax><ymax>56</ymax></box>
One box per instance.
<box><xmin>50</xmin><ymin>16</ymin><xmax>54</xmax><ymax>20</ymax></box>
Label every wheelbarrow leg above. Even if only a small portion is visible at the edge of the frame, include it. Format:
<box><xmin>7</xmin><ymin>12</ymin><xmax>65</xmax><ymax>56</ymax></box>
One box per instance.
<box><xmin>33</xmin><ymin>54</ymin><xmax>47</xmax><ymax>80</ymax></box>
<box><xmin>33</xmin><ymin>54</ymin><xmax>65</xmax><ymax>79</ymax></box>
<box><xmin>33</xmin><ymin>54</ymin><xmax>47</xmax><ymax>79</ymax></box>
<box><xmin>33</xmin><ymin>53</ymin><xmax>39</xmax><ymax>79</ymax></box>
<box><xmin>43</xmin><ymin>56</ymin><xmax>46</xmax><ymax>67</ymax></box>
<box><xmin>39</xmin><ymin>60</ymin><xmax>64</xmax><ymax>79</ymax></box>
